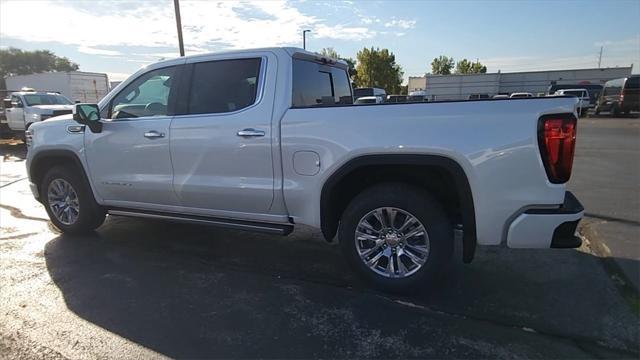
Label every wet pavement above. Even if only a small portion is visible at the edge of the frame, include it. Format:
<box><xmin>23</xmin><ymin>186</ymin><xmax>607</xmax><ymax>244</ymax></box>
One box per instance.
<box><xmin>1</xmin><ymin>128</ymin><xmax>639</xmax><ymax>358</ymax></box>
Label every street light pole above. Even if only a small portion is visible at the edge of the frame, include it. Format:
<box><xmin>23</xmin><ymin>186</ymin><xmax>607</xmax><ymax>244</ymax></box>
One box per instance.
<box><xmin>302</xmin><ymin>30</ymin><xmax>311</xmax><ymax>50</ymax></box>
<box><xmin>174</xmin><ymin>0</ymin><xmax>185</xmax><ymax>56</ymax></box>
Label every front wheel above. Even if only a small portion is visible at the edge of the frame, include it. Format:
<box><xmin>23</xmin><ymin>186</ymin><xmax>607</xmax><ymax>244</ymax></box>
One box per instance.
<box><xmin>41</xmin><ymin>166</ymin><xmax>106</xmax><ymax>234</ymax></box>
<box><xmin>339</xmin><ymin>183</ymin><xmax>453</xmax><ymax>293</ymax></box>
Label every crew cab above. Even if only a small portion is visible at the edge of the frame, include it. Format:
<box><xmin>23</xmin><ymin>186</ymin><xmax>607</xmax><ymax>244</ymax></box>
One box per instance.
<box><xmin>3</xmin><ymin>90</ymin><xmax>74</xmax><ymax>137</ymax></box>
<box><xmin>25</xmin><ymin>48</ymin><xmax>584</xmax><ymax>291</ymax></box>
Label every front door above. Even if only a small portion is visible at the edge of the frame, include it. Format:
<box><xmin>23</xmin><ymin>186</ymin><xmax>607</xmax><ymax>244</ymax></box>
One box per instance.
<box><xmin>6</xmin><ymin>95</ymin><xmax>25</xmax><ymax>130</ymax></box>
<box><xmin>170</xmin><ymin>55</ymin><xmax>275</xmax><ymax>214</ymax></box>
<box><xmin>84</xmin><ymin>65</ymin><xmax>179</xmax><ymax>207</ymax></box>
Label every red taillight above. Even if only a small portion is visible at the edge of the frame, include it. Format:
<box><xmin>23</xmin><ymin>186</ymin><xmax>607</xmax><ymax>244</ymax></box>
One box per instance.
<box><xmin>620</xmin><ymin>90</ymin><xmax>625</xmax><ymax>104</ymax></box>
<box><xmin>538</xmin><ymin>115</ymin><xmax>577</xmax><ymax>183</ymax></box>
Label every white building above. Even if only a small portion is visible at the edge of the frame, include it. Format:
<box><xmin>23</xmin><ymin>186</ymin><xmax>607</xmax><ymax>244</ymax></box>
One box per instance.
<box><xmin>408</xmin><ymin>66</ymin><xmax>633</xmax><ymax>101</ymax></box>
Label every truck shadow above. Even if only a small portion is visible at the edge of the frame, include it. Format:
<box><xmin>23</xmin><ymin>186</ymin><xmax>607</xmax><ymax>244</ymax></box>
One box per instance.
<box><xmin>43</xmin><ymin>216</ymin><xmax>639</xmax><ymax>358</ymax></box>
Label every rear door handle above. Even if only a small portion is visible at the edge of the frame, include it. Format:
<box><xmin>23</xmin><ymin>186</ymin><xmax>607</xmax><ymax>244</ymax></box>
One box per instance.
<box><xmin>144</xmin><ymin>130</ymin><xmax>165</xmax><ymax>139</ymax></box>
<box><xmin>237</xmin><ymin>128</ymin><xmax>265</xmax><ymax>137</ymax></box>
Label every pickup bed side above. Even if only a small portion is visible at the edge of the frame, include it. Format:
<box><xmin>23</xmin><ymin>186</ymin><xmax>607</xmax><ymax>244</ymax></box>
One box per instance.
<box><xmin>280</xmin><ymin>97</ymin><xmax>580</xmax><ymax>250</ymax></box>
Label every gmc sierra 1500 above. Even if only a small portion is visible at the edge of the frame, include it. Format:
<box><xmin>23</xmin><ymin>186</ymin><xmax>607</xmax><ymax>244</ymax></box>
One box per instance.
<box><xmin>25</xmin><ymin>48</ymin><xmax>584</xmax><ymax>291</ymax></box>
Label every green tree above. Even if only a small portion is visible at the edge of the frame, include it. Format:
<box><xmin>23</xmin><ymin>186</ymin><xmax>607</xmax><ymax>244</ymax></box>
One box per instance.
<box><xmin>354</xmin><ymin>47</ymin><xmax>403</xmax><ymax>94</ymax></box>
<box><xmin>430</xmin><ymin>55</ymin><xmax>455</xmax><ymax>75</ymax></box>
<box><xmin>0</xmin><ymin>47</ymin><xmax>79</xmax><ymax>92</ymax></box>
<box><xmin>320</xmin><ymin>47</ymin><xmax>357</xmax><ymax>79</ymax></box>
<box><xmin>455</xmin><ymin>58</ymin><xmax>487</xmax><ymax>74</ymax></box>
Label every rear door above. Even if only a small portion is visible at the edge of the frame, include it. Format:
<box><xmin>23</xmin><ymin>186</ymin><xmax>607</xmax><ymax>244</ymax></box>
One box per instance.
<box><xmin>169</xmin><ymin>52</ymin><xmax>276</xmax><ymax>214</ymax></box>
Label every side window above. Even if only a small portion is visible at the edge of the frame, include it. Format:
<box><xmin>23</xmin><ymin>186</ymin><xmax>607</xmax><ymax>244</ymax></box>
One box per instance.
<box><xmin>332</xmin><ymin>67</ymin><xmax>353</xmax><ymax>104</ymax></box>
<box><xmin>109</xmin><ymin>66</ymin><xmax>176</xmax><ymax>119</ymax></box>
<box><xmin>292</xmin><ymin>59</ymin><xmax>353</xmax><ymax>107</ymax></box>
<box><xmin>625</xmin><ymin>76</ymin><xmax>639</xmax><ymax>90</ymax></box>
<box><xmin>11</xmin><ymin>95</ymin><xmax>23</xmax><ymax>107</ymax></box>
<box><xmin>187</xmin><ymin>58</ymin><xmax>262</xmax><ymax>115</ymax></box>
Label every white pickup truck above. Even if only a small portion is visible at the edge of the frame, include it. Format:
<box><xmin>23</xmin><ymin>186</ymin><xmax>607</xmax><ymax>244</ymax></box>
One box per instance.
<box><xmin>2</xmin><ymin>90</ymin><xmax>74</xmax><ymax>138</ymax></box>
<box><xmin>25</xmin><ymin>48</ymin><xmax>584</xmax><ymax>291</ymax></box>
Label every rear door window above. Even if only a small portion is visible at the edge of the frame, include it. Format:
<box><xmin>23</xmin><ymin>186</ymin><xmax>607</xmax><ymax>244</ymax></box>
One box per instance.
<box><xmin>292</xmin><ymin>59</ymin><xmax>352</xmax><ymax>107</ymax></box>
<box><xmin>625</xmin><ymin>76</ymin><xmax>639</xmax><ymax>90</ymax></box>
<box><xmin>186</xmin><ymin>58</ymin><xmax>262</xmax><ymax>115</ymax></box>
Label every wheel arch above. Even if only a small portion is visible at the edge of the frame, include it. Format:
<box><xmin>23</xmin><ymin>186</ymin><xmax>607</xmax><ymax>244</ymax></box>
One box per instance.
<box><xmin>29</xmin><ymin>149</ymin><xmax>94</xmax><ymax>203</ymax></box>
<box><xmin>320</xmin><ymin>154</ymin><xmax>477</xmax><ymax>263</ymax></box>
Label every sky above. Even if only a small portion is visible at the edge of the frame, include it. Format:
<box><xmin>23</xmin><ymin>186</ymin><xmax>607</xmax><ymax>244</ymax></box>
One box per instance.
<box><xmin>1</xmin><ymin>0</ymin><xmax>639</xmax><ymax>82</ymax></box>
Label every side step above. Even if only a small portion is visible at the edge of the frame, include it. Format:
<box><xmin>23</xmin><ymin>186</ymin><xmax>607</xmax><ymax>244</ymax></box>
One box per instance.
<box><xmin>107</xmin><ymin>209</ymin><xmax>293</xmax><ymax>236</ymax></box>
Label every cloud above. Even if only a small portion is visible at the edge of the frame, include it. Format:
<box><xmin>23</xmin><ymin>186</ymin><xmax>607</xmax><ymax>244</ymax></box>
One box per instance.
<box><xmin>0</xmin><ymin>0</ymin><xmax>375</xmax><ymax>51</ymax></box>
<box><xmin>78</xmin><ymin>46</ymin><xmax>121</xmax><ymax>56</ymax></box>
<box><xmin>384</xmin><ymin>19</ymin><xmax>416</xmax><ymax>29</ymax></box>
<box><xmin>314</xmin><ymin>24</ymin><xmax>375</xmax><ymax>41</ymax></box>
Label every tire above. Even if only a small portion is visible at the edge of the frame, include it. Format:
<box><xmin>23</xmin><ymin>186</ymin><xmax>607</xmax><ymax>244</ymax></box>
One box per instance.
<box><xmin>612</xmin><ymin>103</ymin><xmax>621</xmax><ymax>117</ymax></box>
<box><xmin>41</xmin><ymin>166</ymin><xmax>105</xmax><ymax>234</ymax></box>
<box><xmin>339</xmin><ymin>183</ymin><xmax>453</xmax><ymax>293</ymax></box>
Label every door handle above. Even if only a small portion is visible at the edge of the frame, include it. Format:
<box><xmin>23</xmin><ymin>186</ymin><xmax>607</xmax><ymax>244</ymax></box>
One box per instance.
<box><xmin>237</xmin><ymin>128</ymin><xmax>265</xmax><ymax>137</ymax></box>
<box><xmin>144</xmin><ymin>131</ymin><xmax>165</xmax><ymax>139</ymax></box>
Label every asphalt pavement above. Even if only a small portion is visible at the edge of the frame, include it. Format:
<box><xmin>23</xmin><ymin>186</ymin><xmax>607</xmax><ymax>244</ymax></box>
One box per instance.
<box><xmin>0</xmin><ymin>119</ymin><xmax>639</xmax><ymax>359</ymax></box>
<box><xmin>569</xmin><ymin>116</ymin><xmax>640</xmax><ymax>290</ymax></box>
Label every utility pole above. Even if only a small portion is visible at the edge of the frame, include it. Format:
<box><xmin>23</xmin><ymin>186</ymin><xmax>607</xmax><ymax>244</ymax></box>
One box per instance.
<box><xmin>174</xmin><ymin>0</ymin><xmax>185</xmax><ymax>56</ymax></box>
<box><xmin>598</xmin><ymin>46</ymin><xmax>603</xmax><ymax>68</ymax></box>
<box><xmin>302</xmin><ymin>30</ymin><xmax>311</xmax><ymax>50</ymax></box>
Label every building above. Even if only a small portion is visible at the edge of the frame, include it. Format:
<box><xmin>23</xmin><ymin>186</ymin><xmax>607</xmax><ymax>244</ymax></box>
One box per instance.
<box><xmin>408</xmin><ymin>66</ymin><xmax>633</xmax><ymax>101</ymax></box>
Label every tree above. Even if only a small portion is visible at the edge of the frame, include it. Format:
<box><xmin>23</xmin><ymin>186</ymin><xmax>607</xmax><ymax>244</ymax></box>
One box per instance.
<box><xmin>353</xmin><ymin>47</ymin><xmax>403</xmax><ymax>94</ymax></box>
<box><xmin>320</xmin><ymin>47</ymin><xmax>357</xmax><ymax>79</ymax></box>
<box><xmin>455</xmin><ymin>58</ymin><xmax>487</xmax><ymax>74</ymax></box>
<box><xmin>0</xmin><ymin>47</ymin><xmax>79</xmax><ymax>92</ymax></box>
<box><xmin>430</xmin><ymin>55</ymin><xmax>454</xmax><ymax>75</ymax></box>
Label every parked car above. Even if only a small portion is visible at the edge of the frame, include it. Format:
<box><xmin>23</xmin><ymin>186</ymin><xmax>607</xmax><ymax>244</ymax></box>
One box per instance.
<box><xmin>386</xmin><ymin>95</ymin><xmax>408</xmax><ymax>103</ymax></box>
<box><xmin>26</xmin><ymin>47</ymin><xmax>584</xmax><ymax>292</ymax></box>
<box><xmin>554</xmin><ymin>89</ymin><xmax>590</xmax><ymax>117</ymax></box>
<box><xmin>492</xmin><ymin>94</ymin><xmax>509</xmax><ymax>99</ymax></box>
<box><xmin>548</xmin><ymin>84</ymin><xmax>603</xmax><ymax>108</ymax></box>
<box><xmin>355</xmin><ymin>96</ymin><xmax>382</xmax><ymax>104</ymax></box>
<box><xmin>595</xmin><ymin>75</ymin><xmax>640</xmax><ymax>116</ymax></box>
<box><xmin>3</xmin><ymin>89</ymin><xmax>74</xmax><ymax>138</ymax></box>
<box><xmin>407</xmin><ymin>95</ymin><xmax>428</xmax><ymax>102</ymax></box>
<box><xmin>468</xmin><ymin>94</ymin><xmax>490</xmax><ymax>100</ymax></box>
<box><xmin>354</xmin><ymin>87</ymin><xmax>386</xmax><ymax>103</ymax></box>
<box><xmin>509</xmin><ymin>92</ymin><xmax>534</xmax><ymax>98</ymax></box>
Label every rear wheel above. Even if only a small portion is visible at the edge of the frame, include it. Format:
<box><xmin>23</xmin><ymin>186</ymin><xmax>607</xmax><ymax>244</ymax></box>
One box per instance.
<box><xmin>612</xmin><ymin>103</ymin><xmax>622</xmax><ymax>117</ymax></box>
<box><xmin>41</xmin><ymin>166</ymin><xmax>105</xmax><ymax>234</ymax></box>
<box><xmin>339</xmin><ymin>183</ymin><xmax>453</xmax><ymax>293</ymax></box>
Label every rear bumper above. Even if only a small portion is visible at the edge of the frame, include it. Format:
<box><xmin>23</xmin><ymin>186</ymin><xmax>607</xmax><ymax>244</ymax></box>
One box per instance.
<box><xmin>507</xmin><ymin>192</ymin><xmax>584</xmax><ymax>249</ymax></box>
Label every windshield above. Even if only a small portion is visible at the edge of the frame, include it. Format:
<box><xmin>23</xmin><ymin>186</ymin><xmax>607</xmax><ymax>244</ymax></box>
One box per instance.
<box><xmin>23</xmin><ymin>94</ymin><xmax>73</xmax><ymax>106</ymax></box>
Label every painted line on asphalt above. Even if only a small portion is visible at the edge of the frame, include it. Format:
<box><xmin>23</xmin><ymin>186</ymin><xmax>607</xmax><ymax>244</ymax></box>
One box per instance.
<box><xmin>0</xmin><ymin>177</ymin><xmax>27</xmax><ymax>188</ymax></box>
<box><xmin>584</xmin><ymin>212</ymin><xmax>640</xmax><ymax>227</ymax></box>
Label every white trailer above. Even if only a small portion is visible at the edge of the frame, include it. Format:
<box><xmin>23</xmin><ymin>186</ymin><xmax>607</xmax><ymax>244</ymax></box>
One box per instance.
<box><xmin>4</xmin><ymin>71</ymin><xmax>110</xmax><ymax>103</ymax></box>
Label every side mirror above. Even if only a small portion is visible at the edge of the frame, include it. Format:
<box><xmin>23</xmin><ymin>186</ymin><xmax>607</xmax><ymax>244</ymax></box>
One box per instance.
<box><xmin>73</xmin><ymin>103</ymin><xmax>102</xmax><ymax>133</ymax></box>
<box><xmin>2</xmin><ymin>99</ymin><xmax>11</xmax><ymax>109</ymax></box>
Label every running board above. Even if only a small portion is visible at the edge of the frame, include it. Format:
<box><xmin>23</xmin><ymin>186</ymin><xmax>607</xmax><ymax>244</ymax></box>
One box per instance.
<box><xmin>107</xmin><ymin>209</ymin><xmax>293</xmax><ymax>236</ymax></box>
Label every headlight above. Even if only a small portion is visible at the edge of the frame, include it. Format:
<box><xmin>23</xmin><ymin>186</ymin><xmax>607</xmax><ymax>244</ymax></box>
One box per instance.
<box><xmin>25</xmin><ymin>128</ymin><xmax>33</xmax><ymax>148</ymax></box>
<box><xmin>30</xmin><ymin>113</ymin><xmax>41</xmax><ymax>121</ymax></box>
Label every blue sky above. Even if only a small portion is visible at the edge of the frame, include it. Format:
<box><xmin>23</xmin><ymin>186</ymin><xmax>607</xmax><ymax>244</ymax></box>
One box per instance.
<box><xmin>1</xmin><ymin>0</ymin><xmax>639</xmax><ymax>82</ymax></box>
